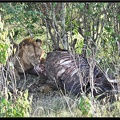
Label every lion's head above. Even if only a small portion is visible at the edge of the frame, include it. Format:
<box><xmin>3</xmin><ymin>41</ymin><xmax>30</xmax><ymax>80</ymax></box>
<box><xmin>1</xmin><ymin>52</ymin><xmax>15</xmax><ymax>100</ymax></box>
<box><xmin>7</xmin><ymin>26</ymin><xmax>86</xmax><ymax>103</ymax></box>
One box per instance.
<box><xmin>13</xmin><ymin>37</ymin><xmax>44</xmax><ymax>73</ymax></box>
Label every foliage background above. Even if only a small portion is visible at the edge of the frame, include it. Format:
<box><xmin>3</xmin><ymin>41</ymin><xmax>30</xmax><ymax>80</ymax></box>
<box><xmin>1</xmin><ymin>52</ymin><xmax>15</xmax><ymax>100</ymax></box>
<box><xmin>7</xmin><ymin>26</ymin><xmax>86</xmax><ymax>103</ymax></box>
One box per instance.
<box><xmin>0</xmin><ymin>2</ymin><xmax>120</xmax><ymax>117</ymax></box>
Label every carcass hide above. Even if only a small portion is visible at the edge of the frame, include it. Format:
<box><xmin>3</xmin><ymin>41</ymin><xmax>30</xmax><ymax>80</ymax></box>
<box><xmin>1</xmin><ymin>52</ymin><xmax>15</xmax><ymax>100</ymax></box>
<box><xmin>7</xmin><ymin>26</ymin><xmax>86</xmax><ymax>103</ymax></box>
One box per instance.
<box><xmin>44</xmin><ymin>50</ymin><xmax>118</xmax><ymax>99</ymax></box>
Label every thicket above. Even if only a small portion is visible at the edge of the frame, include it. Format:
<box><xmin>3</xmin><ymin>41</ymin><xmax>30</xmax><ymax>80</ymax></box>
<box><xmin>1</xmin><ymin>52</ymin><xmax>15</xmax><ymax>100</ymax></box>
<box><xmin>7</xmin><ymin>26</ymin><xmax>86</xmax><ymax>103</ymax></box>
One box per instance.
<box><xmin>0</xmin><ymin>2</ymin><xmax>120</xmax><ymax>117</ymax></box>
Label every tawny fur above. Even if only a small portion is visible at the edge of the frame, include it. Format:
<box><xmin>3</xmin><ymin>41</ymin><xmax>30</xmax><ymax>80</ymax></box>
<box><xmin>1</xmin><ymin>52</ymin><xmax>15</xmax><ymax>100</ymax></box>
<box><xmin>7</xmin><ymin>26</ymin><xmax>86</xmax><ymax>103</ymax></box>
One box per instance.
<box><xmin>6</xmin><ymin>37</ymin><xmax>44</xmax><ymax>80</ymax></box>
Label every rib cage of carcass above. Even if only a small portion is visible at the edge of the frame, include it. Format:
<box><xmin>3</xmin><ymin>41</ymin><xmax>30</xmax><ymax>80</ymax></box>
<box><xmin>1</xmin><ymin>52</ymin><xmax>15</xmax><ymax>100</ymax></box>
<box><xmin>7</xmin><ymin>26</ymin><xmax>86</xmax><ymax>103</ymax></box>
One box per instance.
<box><xmin>45</xmin><ymin>50</ymin><xmax>118</xmax><ymax>99</ymax></box>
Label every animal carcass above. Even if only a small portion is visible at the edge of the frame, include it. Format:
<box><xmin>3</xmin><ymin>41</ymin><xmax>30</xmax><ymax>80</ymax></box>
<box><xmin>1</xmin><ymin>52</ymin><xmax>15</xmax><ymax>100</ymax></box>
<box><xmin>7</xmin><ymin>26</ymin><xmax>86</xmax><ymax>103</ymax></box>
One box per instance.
<box><xmin>44</xmin><ymin>50</ymin><xmax>118</xmax><ymax>99</ymax></box>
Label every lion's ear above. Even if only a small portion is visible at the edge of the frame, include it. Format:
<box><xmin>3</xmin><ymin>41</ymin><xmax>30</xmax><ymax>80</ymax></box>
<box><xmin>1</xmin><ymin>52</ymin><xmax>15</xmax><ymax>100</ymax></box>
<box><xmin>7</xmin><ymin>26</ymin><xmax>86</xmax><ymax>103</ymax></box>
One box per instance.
<box><xmin>36</xmin><ymin>39</ymin><xmax>42</xmax><ymax>46</ymax></box>
<box><xmin>22</xmin><ymin>42</ymin><xmax>28</xmax><ymax>50</ymax></box>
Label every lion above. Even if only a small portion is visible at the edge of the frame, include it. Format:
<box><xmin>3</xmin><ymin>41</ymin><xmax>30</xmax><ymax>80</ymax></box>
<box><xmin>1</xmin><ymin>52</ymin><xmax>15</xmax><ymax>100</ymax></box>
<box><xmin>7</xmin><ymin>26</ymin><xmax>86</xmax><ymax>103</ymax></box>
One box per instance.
<box><xmin>6</xmin><ymin>37</ymin><xmax>44</xmax><ymax>80</ymax></box>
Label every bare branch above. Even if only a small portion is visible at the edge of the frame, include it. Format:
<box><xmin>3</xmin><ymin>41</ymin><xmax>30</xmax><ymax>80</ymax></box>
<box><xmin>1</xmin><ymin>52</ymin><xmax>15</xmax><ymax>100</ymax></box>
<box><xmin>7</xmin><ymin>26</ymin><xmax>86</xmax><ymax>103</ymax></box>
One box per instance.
<box><xmin>105</xmin><ymin>68</ymin><xmax>118</xmax><ymax>83</ymax></box>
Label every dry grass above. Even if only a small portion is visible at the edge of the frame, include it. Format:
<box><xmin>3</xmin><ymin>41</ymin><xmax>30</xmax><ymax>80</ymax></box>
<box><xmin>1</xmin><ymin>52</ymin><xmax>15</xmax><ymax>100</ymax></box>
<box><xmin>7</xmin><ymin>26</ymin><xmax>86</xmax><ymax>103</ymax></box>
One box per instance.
<box><xmin>0</xmin><ymin>68</ymin><xmax>120</xmax><ymax>117</ymax></box>
<box><xmin>29</xmin><ymin>88</ymin><xmax>120</xmax><ymax>117</ymax></box>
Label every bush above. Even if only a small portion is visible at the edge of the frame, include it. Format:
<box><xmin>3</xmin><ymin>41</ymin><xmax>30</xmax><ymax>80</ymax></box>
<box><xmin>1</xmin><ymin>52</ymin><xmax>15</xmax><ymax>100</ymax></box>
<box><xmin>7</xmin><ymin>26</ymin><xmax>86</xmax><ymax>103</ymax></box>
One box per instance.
<box><xmin>0</xmin><ymin>18</ymin><xmax>13</xmax><ymax>65</ymax></box>
<box><xmin>0</xmin><ymin>90</ymin><xmax>32</xmax><ymax>117</ymax></box>
<box><xmin>0</xmin><ymin>18</ymin><xmax>32</xmax><ymax>117</ymax></box>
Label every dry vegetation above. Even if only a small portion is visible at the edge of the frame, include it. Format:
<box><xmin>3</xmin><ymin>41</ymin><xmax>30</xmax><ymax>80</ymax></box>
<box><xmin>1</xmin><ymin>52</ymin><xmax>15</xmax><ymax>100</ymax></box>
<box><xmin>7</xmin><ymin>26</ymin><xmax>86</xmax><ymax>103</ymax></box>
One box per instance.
<box><xmin>0</xmin><ymin>64</ymin><xmax>120</xmax><ymax>117</ymax></box>
<box><xmin>0</xmin><ymin>2</ymin><xmax>120</xmax><ymax>117</ymax></box>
